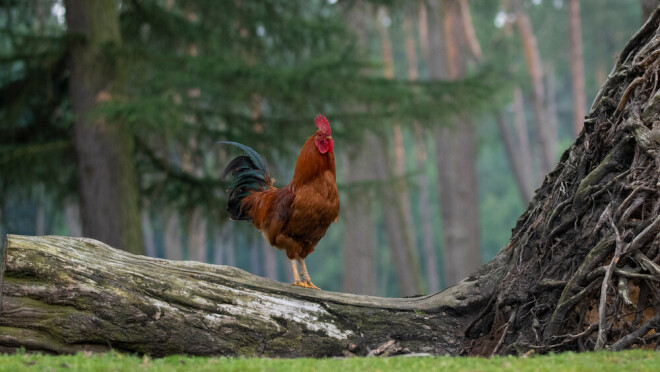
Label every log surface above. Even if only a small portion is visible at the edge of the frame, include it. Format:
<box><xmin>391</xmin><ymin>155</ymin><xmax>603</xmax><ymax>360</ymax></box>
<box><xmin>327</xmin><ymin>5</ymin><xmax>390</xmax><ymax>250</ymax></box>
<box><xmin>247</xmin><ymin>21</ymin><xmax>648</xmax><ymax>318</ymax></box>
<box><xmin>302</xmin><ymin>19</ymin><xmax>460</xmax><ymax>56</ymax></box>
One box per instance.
<box><xmin>0</xmin><ymin>235</ymin><xmax>503</xmax><ymax>357</ymax></box>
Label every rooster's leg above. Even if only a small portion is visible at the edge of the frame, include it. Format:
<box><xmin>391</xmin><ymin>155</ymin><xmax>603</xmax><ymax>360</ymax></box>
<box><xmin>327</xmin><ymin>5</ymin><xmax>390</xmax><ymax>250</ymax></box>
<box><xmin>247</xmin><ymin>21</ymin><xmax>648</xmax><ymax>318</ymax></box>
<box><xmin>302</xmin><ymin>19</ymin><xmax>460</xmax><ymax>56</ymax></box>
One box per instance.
<box><xmin>290</xmin><ymin>259</ymin><xmax>308</xmax><ymax>288</ymax></box>
<box><xmin>297</xmin><ymin>258</ymin><xmax>320</xmax><ymax>290</ymax></box>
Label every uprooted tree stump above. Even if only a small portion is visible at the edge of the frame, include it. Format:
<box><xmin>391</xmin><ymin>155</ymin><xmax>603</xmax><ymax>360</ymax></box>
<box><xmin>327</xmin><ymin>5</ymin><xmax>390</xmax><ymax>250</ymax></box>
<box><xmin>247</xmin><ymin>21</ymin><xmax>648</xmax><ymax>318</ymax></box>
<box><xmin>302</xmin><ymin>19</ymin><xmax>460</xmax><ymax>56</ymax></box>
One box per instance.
<box><xmin>2</xmin><ymin>7</ymin><xmax>660</xmax><ymax>359</ymax></box>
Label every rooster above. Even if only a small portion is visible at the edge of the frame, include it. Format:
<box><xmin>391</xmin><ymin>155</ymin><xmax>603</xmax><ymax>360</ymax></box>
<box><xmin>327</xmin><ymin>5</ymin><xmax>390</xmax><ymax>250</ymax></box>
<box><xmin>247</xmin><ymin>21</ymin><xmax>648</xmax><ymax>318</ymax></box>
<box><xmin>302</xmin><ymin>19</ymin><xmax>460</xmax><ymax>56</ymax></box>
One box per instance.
<box><xmin>220</xmin><ymin>114</ymin><xmax>339</xmax><ymax>289</ymax></box>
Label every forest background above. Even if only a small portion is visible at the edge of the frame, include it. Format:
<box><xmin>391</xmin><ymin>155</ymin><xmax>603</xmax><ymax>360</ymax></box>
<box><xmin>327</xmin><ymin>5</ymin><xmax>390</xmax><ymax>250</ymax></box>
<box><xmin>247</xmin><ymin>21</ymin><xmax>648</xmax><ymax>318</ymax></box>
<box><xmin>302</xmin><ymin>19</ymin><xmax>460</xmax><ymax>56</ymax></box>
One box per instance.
<box><xmin>0</xmin><ymin>0</ymin><xmax>650</xmax><ymax>297</ymax></box>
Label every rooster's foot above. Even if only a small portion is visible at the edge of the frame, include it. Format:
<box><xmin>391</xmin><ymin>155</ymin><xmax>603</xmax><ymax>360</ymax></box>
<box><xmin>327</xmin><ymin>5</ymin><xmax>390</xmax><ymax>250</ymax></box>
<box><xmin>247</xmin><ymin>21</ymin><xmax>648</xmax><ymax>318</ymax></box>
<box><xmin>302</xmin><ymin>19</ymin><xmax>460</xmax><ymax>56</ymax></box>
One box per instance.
<box><xmin>292</xmin><ymin>280</ymin><xmax>320</xmax><ymax>290</ymax></box>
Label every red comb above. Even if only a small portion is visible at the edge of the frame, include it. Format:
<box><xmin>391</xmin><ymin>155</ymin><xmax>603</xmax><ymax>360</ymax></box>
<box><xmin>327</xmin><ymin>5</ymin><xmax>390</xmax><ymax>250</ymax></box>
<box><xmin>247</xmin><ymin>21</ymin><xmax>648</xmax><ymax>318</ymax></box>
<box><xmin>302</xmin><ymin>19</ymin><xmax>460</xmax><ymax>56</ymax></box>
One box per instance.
<box><xmin>314</xmin><ymin>114</ymin><xmax>331</xmax><ymax>135</ymax></box>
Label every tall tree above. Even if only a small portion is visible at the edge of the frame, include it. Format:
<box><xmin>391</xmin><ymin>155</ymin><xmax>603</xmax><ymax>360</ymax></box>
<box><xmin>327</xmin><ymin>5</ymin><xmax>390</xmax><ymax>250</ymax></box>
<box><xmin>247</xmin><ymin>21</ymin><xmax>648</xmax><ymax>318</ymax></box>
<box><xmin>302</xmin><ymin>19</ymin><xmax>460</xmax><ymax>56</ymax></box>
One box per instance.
<box><xmin>64</xmin><ymin>0</ymin><xmax>144</xmax><ymax>254</ymax></box>
<box><xmin>512</xmin><ymin>0</ymin><xmax>556</xmax><ymax>177</ymax></box>
<box><xmin>404</xmin><ymin>4</ymin><xmax>440</xmax><ymax>293</ymax></box>
<box><xmin>341</xmin><ymin>148</ymin><xmax>378</xmax><ymax>295</ymax></box>
<box><xmin>164</xmin><ymin>213</ymin><xmax>183</xmax><ymax>260</ymax></box>
<box><xmin>339</xmin><ymin>1</ymin><xmax>379</xmax><ymax>296</ymax></box>
<box><xmin>427</xmin><ymin>0</ymin><xmax>482</xmax><ymax>286</ymax></box>
<box><xmin>376</xmin><ymin>6</ymin><xmax>424</xmax><ymax>296</ymax></box>
<box><xmin>492</xmin><ymin>5</ymin><xmax>536</xmax><ymax>204</ymax></box>
<box><xmin>569</xmin><ymin>0</ymin><xmax>586</xmax><ymax>136</ymax></box>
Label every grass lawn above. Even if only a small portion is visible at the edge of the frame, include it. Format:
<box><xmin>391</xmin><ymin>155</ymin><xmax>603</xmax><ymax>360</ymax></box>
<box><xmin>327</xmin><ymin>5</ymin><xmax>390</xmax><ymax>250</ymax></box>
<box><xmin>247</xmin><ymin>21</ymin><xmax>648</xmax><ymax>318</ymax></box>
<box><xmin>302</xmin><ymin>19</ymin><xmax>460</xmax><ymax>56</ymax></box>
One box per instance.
<box><xmin>0</xmin><ymin>349</ymin><xmax>658</xmax><ymax>371</ymax></box>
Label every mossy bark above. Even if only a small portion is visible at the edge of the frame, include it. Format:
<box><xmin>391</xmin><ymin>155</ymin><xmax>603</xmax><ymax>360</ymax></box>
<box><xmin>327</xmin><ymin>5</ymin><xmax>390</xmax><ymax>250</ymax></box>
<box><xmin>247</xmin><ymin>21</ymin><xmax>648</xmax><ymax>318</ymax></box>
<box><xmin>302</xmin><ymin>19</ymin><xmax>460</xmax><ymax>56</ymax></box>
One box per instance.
<box><xmin>0</xmin><ymin>235</ymin><xmax>504</xmax><ymax>357</ymax></box>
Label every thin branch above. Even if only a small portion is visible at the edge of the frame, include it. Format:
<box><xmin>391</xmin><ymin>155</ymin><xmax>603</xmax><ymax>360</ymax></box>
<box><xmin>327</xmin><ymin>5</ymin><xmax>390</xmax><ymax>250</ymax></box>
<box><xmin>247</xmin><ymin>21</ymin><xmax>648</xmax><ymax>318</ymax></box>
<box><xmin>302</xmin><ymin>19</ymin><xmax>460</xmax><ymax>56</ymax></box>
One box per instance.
<box><xmin>627</xmin><ymin>214</ymin><xmax>660</xmax><ymax>254</ymax></box>
<box><xmin>610</xmin><ymin>316</ymin><xmax>660</xmax><ymax>351</ymax></box>
<box><xmin>635</xmin><ymin>251</ymin><xmax>660</xmax><ymax>276</ymax></box>
<box><xmin>595</xmin><ymin>216</ymin><xmax>624</xmax><ymax>350</ymax></box>
<box><xmin>0</xmin><ymin>235</ymin><xmax>6</xmax><ymax>313</ymax></box>
<box><xmin>491</xmin><ymin>309</ymin><xmax>517</xmax><ymax>357</ymax></box>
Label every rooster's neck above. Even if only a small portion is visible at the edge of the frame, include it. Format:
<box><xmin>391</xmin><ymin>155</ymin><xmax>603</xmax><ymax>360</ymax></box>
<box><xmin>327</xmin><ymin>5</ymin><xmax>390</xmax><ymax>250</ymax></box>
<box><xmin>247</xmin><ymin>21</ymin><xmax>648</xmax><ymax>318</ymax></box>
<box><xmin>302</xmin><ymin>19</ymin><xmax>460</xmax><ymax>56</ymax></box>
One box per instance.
<box><xmin>291</xmin><ymin>135</ymin><xmax>335</xmax><ymax>187</ymax></box>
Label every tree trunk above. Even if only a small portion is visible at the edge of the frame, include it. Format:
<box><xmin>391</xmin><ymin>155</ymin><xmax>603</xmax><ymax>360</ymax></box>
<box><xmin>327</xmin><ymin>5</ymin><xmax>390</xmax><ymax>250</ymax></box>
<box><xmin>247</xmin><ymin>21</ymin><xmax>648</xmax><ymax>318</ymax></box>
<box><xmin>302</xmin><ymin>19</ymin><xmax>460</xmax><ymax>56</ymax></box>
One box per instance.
<box><xmin>569</xmin><ymin>0</ymin><xmax>586</xmax><ymax>136</ymax></box>
<box><xmin>341</xmin><ymin>149</ymin><xmax>378</xmax><ymax>296</ymax></box>
<box><xmin>545</xmin><ymin>63</ymin><xmax>560</xmax><ymax>154</ymax></box>
<box><xmin>64</xmin><ymin>198</ymin><xmax>82</xmax><ymax>237</ymax></box>
<box><xmin>513</xmin><ymin>0</ymin><xmax>555</xmax><ymax>176</ymax></box>
<box><xmin>340</xmin><ymin>1</ymin><xmax>379</xmax><ymax>296</ymax></box>
<box><xmin>431</xmin><ymin>0</ymin><xmax>482</xmax><ymax>286</ymax></box>
<box><xmin>404</xmin><ymin>4</ymin><xmax>440</xmax><ymax>293</ymax></box>
<box><xmin>64</xmin><ymin>0</ymin><xmax>144</xmax><ymax>255</ymax></box>
<box><xmin>261</xmin><ymin>237</ymin><xmax>278</xmax><ymax>281</ymax></box>
<box><xmin>163</xmin><ymin>212</ymin><xmax>183</xmax><ymax>261</ymax></box>
<box><xmin>186</xmin><ymin>208</ymin><xmax>207</xmax><ymax>263</ymax></box>
<box><xmin>495</xmin><ymin>112</ymin><xmax>534</xmax><ymax>203</ymax></box>
<box><xmin>370</xmin><ymin>134</ymin><xmax>424</xmax><ymax>296</ymax></box>
<box><xmin>375</xmin><ymin>5</ymin><xmax>424</xmax><ymax>296</ymax></box>
<box><xmin>213</xmin><ymin>224</ymin><xmax>235</xmax><ymax>267</ymax></box>
<box><xmin>141</xmin><ymin>209</ymin><xmax>156</xmax><ymax>258</ymax></box>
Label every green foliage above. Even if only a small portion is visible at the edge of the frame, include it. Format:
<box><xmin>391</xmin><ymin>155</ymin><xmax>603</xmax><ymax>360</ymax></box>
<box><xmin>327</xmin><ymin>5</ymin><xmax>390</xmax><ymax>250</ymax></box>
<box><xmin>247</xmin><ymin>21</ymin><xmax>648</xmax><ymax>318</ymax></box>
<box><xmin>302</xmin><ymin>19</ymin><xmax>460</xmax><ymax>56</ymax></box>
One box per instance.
<box><xmin>1</xmin><ymin>350</ymin><xmax>659</xmax><ymax>372</ymax></box>
<box><xmin>0</xmin><ymin>0</ymin><xmax>72</xmax><ymax>202</ymax></box>
<box><xmin>0</xmin><ymin>0</ymin><xmax>497</xmax><ymax>227</ymax></box>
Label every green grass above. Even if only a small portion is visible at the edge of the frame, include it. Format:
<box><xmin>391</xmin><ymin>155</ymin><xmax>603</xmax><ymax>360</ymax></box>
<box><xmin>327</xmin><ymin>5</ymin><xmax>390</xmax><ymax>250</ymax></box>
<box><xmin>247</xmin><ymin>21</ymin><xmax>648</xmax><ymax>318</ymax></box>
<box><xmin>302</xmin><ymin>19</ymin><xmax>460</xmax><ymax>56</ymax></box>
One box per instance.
<box><xmin>0</xmin><ymin>350</ymin><xmax>658</xmax><ymax>372</ymax></box>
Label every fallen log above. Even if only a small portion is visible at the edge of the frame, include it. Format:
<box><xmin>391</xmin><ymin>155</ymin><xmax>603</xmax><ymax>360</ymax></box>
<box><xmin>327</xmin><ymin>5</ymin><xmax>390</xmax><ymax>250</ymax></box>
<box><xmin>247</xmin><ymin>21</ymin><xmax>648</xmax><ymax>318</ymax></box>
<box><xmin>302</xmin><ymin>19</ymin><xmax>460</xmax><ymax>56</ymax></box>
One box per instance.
<box><xmin>0</xmin><ymin>234</ymin><xmax>505</xmax><ymax>357</ymax></box>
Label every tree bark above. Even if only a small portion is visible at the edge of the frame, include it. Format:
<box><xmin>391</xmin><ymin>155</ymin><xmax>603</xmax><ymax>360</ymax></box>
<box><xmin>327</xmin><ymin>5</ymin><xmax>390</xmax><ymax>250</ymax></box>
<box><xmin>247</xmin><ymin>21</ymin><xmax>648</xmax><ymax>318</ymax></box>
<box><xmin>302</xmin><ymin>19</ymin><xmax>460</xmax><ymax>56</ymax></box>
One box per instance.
<box><xmin>1</xmin><ymin>234</ymin><xmax>494</xmax><ymax>356</ymax></box>
<box><xmin>569</xmin><ymin>0</ymin><xmax>586</xmax><ymax>136</ymax></box>
<box><xmin>64</xmin><ymin>0</ymin><xmax>144</xmax><ymax>254</ymax></box>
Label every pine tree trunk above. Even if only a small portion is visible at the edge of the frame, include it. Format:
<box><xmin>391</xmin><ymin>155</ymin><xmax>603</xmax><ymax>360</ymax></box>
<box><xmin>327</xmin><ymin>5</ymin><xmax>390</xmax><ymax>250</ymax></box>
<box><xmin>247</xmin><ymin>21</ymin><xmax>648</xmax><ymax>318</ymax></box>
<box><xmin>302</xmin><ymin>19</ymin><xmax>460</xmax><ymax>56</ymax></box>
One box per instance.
<box><xmin>64</xmin><ymin>199</ymin><xmax>82</xmax><ymax>237</ymax></box>
<box><xmin>261</xmin><ymin>238</ymin><xmax>278</xmax><ymax>281</ymax></box>
<box><xmin>163</xmin><ymin>212</ymin><xmax>183</xmax><ymax>260</ymax></box>
<box><xmin>512</xmin><ymin>87</ymin><xmax>537</xmax><ymax>190</ymax></box>
<box><xmin>212</xmin><ymin>227</ymin><xmax>225</xmax><ymax>265</ymax></box>
<box><xmin>569</xmin><ymin>0</ymin><xmax>587</xmax><ymax>136</ymax></box>
<box><xmin>341</xmin><ymin>149</ymin><xmax>378</xmax><ymax>296</ymax></box>
<box><xmin>374</xmin><ymin>5</ymin><xmax>423</xmax><ymax>296</ymax></box>
<box><xmin>141</xmin><ymin>209</ymin><xmax>156</xmax><ymax>258</ymax></box>
<box><xmin>513</xmin><ymin>0</ymin><xmax>556</xmax><ymax>176</ymax></box>
<box><xmin>64</xmin><ymin>0</ymin><xmax>144</xmax><ymax>254</ymax></box>
<box><xmin>404</xmin><ymin>7</ymin><xmax>440</xmax><ymax>292</ymax></box>
<box><xmin>371</xmin><ymin>135</ymin><xmax>424</xmax><ymax>296</ymax></box>
<box><xmin>186</xmin><ymin>208</ymin><xmax>207</xmax><ymax>263</ymax></box>
<box><xmin>545</xmin><ymin>63</ymin><xmax>560</xmax><ymax>154</ymax></box>
<box><xmin>496</xmin><ymin>112</ymin><xmax>534</xmax><ymax>203</ymax></box>
<box><xmin>432</xmin><ymin>0</ymin><xmax>482</xmax><ymax>286</ymax></box>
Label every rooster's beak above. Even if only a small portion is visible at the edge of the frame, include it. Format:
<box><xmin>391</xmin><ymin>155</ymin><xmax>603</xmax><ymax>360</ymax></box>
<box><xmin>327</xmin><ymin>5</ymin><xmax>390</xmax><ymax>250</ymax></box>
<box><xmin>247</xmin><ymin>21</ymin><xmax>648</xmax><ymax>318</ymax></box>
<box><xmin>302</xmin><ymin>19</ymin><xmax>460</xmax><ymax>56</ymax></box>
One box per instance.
<box><xmin>326</xmin><ymin>136</ymin><xmax>332</xmax><ymax>140</ymax></box>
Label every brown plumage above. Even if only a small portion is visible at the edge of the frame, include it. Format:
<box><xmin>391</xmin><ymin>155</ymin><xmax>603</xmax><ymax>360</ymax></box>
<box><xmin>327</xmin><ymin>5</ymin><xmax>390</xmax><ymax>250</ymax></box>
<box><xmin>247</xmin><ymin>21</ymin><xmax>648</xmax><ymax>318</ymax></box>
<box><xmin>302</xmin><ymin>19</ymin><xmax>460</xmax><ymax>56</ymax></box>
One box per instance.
<box><xmin>221</xmin><ymin>115</ymin><xmax>339</xmax><ymax>289</ymax></box>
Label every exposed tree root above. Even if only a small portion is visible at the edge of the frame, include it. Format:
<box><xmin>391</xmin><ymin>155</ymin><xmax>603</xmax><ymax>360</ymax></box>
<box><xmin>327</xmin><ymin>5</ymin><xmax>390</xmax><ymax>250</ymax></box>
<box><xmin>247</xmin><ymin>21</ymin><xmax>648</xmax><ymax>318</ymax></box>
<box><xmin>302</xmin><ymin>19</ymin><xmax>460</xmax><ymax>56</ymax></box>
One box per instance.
<box><xmin>466</xmin><ymin>7</ymin><xmax>660</xmax><ymax>355</ymax></box>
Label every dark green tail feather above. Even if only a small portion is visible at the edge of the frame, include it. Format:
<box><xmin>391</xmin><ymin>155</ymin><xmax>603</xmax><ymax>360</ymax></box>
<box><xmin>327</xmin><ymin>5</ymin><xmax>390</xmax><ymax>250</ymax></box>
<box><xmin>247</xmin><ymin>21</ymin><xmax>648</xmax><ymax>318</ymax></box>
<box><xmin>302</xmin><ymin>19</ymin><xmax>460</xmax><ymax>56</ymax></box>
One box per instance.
<box><xmin>219</xmin><ymin>142</ymin><xmax>271</xmax><ymax>220</ymax></box>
